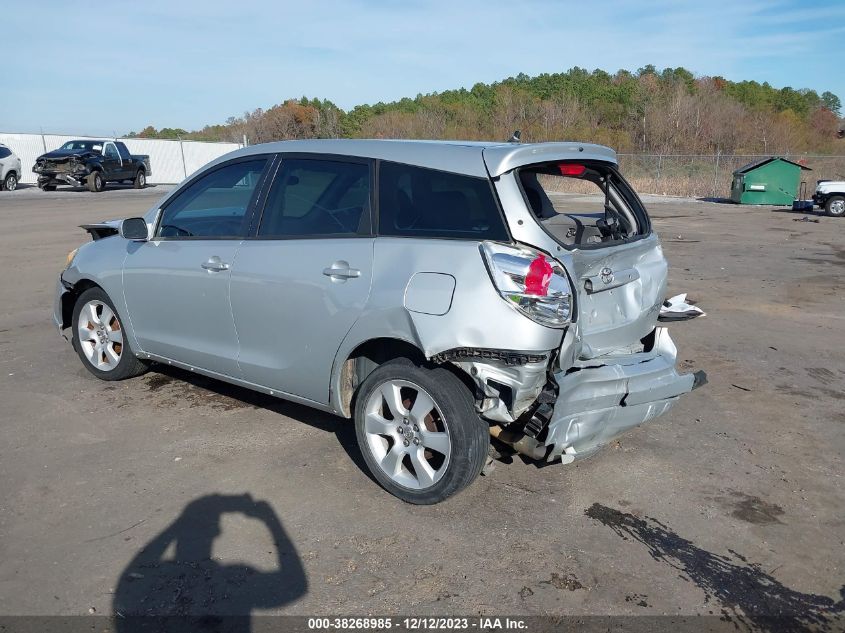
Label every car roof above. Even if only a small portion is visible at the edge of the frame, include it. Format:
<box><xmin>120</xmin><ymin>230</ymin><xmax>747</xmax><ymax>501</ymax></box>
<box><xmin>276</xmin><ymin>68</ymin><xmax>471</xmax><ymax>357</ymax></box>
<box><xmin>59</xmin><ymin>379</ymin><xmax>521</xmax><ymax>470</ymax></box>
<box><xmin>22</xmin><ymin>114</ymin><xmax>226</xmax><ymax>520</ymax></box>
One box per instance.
<box><xmin>221</xmin><ymin>139</ymin><xmax>617</xmax><ymax>178</ymax></box>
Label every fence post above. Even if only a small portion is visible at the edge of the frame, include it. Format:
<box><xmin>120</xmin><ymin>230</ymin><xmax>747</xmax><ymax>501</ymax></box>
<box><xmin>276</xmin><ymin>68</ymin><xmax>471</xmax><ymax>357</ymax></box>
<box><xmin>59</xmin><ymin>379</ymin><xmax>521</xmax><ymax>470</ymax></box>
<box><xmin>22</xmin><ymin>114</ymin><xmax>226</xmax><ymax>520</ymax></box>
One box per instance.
<box><xmin>40</xmin><ymin>132</ymin><xmax>47</xmax><ymax>153</ymax></box>
<box><xmin>712</xmin><ymin>150</ymin><xmax>721</xmax><ymax>199</ymax></box>
<box><xmin>178</xmin><ymin>138</ymin><xmax>188</xmax><ymax>179</ymax></box>
<box><xmin>656</xmin><ymin>154</ymin><xmax>663</xmax><ymax>192</ymax></box>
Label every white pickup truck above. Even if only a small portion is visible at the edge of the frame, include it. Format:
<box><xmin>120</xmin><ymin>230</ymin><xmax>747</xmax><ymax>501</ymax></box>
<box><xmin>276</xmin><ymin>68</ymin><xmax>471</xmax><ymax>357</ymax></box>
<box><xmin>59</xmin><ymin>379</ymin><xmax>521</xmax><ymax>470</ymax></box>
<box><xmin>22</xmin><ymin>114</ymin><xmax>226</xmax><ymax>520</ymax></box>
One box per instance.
<box><xmin>813</xmin><ymin>180</ymin><xmax>845</xmax><ymax>217</ymax></box>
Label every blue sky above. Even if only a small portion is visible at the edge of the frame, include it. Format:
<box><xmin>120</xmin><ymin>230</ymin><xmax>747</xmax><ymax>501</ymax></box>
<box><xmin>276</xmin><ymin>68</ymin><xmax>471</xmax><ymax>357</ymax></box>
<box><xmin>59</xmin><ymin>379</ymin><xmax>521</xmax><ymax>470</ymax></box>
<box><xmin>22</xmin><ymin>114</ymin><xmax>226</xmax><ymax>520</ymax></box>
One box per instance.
<box><xmin>3</xmin><ymin>0</ymin><xmax>844</xmax><ymax>136</ymax></box>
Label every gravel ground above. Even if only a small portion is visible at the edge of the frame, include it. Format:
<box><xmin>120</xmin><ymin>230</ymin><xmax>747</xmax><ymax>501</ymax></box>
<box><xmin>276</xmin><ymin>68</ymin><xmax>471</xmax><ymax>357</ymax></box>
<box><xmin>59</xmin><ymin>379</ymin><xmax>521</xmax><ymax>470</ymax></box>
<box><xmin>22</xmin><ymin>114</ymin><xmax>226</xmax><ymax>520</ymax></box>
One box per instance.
<box><xmin>0</xmin><ymin>187</ymin><xmax>842</xmax><ymax>628</ymax></box>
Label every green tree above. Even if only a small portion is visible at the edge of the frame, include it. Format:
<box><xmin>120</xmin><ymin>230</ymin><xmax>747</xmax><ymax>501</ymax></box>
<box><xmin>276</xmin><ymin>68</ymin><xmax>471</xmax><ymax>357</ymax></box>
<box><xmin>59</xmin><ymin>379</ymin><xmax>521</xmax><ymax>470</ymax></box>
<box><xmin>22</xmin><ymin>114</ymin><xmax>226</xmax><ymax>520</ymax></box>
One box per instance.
<box><xmin>821</xmin><ymin>91</ymin><xmax>842</xmax><ymax>115</ymax></box>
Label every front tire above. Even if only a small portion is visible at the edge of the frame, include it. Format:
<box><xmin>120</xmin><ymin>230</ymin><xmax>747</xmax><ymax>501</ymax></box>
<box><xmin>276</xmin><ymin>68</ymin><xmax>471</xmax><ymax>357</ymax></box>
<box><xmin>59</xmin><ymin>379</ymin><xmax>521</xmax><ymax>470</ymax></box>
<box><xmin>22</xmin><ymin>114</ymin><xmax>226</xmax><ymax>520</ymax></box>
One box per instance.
<box><xmin>354</xmin><ymin>361</ymin><xmax>488</xmax><ymax>504</ymax></box>
<box><xmin>1</xmin><ymin>173</ymin><xmax>17</xmax><ymax>191</ymax></box>
<box><xmin>133</xmin><ymin>169</ymin><xmax>146</xmax><ymax>189</ymax></box>
<box><xmin>72</xmin><ymin>287</ymin><xmax>149</xmax><ymax>381</ymax></box>
<box><xmin>87</xmin><ymin>171</ymin><xmax>105</xmax><ymax>192</ymax></box>
<box><xmin>825</xmin><ymin>195</ymin><xmax>845</xmax><ymax>217</ymax></box>
<box><xmin>40</xmin><ymin>184</ymin><xmax>56</xmax><ymax>192</ymax></box>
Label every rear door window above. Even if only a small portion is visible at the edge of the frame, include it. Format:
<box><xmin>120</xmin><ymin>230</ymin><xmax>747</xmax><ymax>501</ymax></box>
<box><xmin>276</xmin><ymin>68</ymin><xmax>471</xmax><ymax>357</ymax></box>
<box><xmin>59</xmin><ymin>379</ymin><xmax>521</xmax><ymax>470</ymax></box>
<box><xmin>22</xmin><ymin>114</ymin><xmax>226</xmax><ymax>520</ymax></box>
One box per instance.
<box><xmin>518</xmin><ymin>162</ymin><xmax>649</xmax><ymax>247</ymax></box>
<box><xmin>116</xmin><ymin>142</ymin><xmax>132</xmax><ymax>160</ymax></box>
<box><xmin>257</xmin><ymin>158</ymin><xmax>371</xmax><ymax>237</ymax></box>
<box><xmin>0</xmin><ymin>147</ymin><xmax>11</xmax><ymax>159</ymax></box>
<box><xmin>156</xmin><ymin>158</ymin><xmax>269</xmax><ymax>239</ymax></box>
<box><xmin>378</xmin><ymin>162</ymin><xmax>508</xmax><ymax>240</ymax></box>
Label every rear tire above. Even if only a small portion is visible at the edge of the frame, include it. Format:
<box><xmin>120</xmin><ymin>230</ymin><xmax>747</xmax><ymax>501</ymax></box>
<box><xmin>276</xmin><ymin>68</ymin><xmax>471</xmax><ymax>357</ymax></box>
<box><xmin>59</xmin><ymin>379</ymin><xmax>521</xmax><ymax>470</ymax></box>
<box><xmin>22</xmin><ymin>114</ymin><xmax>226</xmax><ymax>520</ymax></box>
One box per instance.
<box><xmin>72</xmin><ymin>287</ymin><xmax>149</xmax><ymax>381</ymax></box>
<box><xmin>825</xmin><ymin>195</ymin><xmax>845</xmax><ymax>217</ymax></box>
<box><xmin>133</xmin><ymin>169</ymin><xmax>146</xmax><ymax>189</ymax></box>
<box><xmin>354</xmin><ymin>360</ymin><xmax>488</xmax><ymax>504</ymax></box>
<box><xmin>87</xmin><ymin>171</ymin><xmax>105</xmax><ymax>192</ymax></box>
<box><xmin>1</xmin><ymin>172</ymin><xmax>16</xmax><ymax>191</ymax></box>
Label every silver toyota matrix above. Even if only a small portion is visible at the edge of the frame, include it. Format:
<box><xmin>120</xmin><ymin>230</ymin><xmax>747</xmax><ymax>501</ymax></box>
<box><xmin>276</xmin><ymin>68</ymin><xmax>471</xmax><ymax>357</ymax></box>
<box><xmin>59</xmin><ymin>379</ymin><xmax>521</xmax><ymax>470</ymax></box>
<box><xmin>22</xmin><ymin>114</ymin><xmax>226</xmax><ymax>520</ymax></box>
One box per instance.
<box><xmin>54</xmin><ymin>139</ymin><xmax>705</xmax><ymax>504</ymax></box>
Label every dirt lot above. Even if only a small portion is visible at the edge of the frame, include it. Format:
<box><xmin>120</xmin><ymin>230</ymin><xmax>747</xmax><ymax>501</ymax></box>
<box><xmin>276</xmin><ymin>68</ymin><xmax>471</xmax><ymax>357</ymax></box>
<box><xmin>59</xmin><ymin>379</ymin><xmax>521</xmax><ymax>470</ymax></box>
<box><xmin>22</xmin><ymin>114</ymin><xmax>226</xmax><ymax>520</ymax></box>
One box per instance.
<box><xmin>0</xmin><ymin>184</ymin><xmax>843</xmax><ymax>628</ymax></box>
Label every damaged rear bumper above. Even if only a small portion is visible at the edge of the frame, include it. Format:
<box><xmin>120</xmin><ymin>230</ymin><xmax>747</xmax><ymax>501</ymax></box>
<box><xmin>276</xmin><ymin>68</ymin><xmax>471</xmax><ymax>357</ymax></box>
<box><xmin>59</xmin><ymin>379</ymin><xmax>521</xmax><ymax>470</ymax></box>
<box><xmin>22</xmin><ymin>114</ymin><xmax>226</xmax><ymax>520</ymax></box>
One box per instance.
<box><xmin>544</xmin><ymin>327</ymin><xmax>704</xmax><ymax>463</ymax></box>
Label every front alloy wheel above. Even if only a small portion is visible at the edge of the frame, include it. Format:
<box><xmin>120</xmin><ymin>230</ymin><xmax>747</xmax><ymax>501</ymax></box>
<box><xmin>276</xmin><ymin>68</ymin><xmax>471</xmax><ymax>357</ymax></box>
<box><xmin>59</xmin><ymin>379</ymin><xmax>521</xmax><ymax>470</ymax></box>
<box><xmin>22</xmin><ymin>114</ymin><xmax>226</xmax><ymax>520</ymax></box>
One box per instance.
<box><xmin>71</xmin><ymin>287</ymin><xmax>149</xmax><ymax>380</ymax></box>
<box><xmin>77</xmin><ymin>299</ymin><xmax>124</xmax><ymax>371</ymax></box>
<box><xmin>354</xmin><ymin>361</ymin><xmax>488</xmax><ymax>504</ymax></box>
<box><xmin>825</xmin><ymin>195</ymin><xmax>845</xmax><ymax>217</ymax></box>
<box><xmin>88</xmin><ymin>171</ymin><xmax>105</xmax><ymax>192</ymax></box>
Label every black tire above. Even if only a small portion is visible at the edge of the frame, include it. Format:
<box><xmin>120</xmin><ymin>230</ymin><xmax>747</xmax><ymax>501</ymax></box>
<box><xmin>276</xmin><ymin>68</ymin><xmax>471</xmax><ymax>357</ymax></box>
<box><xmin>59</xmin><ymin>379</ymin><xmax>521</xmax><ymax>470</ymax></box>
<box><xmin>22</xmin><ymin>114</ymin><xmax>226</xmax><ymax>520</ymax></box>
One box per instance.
<box><xmin>133</xmin><ymin>169</ymin><xmax>146</xmax><ymax>189</ymax></box>
<box><xmin>87</xmin><ymin>171</ymin><xmax>105</xmax><ymax>192</ymax></box>
<box><xmin>354</xmin><ymin>360</ymin><xmax>488</xmax><ymax>504</ymax></box>
<box><xmin>71</xmin><ymin>287</ymin><xmax>149</xmax><ymax>381</ymax></box>
<box><xmin>824</xmin><ymin>195</ymin><xmax>845</xmax><ymax>217</ymax></box>
<box><xmin>1</xmin><ymin>172</ymin><xmax>17</xmax><ymax>191</ymax></box>
<box><xmin>41</xmin><ymin>184</ymin><xmax>57</xmax><ymax>192</ymax></box>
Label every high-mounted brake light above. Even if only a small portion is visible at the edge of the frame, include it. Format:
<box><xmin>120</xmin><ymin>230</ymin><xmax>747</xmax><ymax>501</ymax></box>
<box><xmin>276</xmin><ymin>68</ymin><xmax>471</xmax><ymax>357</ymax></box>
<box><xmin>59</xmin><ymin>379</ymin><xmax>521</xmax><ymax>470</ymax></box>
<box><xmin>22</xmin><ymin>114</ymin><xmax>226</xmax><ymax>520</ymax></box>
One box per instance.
<box><xmin>558</xmin><ymin>163</ymin><xmax>586</xmax><ymax>177</ymax></box>
<box><xmin>480</xmin><ymin>243</ymin><xmax>572</xmax><ymax>328</ymax></box>
<box><xmin>525</xmin><ymin>255</ymin><xmax>553</xmax><ymax>296</ymax></box>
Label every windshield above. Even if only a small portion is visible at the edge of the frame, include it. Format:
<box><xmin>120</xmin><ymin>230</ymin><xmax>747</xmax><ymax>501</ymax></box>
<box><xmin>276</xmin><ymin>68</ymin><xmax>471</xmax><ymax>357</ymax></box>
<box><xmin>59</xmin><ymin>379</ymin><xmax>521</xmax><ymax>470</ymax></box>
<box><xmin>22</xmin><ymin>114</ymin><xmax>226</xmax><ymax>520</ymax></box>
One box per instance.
<box><xmin>518</xmin><ymin>161</ymin><xmax>650</xmax><ymax>248</ymax></box>
<box><xmin>60</xmin><ymin>141</ymin><xmax>104</xmax><ymax>153</ymax></box>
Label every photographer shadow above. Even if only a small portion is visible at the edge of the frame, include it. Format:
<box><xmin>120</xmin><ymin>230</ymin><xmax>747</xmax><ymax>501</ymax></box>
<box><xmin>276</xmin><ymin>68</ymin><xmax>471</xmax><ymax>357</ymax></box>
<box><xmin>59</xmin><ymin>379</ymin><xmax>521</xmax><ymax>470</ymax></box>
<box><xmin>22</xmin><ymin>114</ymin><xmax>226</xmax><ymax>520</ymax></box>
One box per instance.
<box><xmin>113</xmin><ymin>493</ymin><xmax>307</xmax><ymax>632</ymax></box>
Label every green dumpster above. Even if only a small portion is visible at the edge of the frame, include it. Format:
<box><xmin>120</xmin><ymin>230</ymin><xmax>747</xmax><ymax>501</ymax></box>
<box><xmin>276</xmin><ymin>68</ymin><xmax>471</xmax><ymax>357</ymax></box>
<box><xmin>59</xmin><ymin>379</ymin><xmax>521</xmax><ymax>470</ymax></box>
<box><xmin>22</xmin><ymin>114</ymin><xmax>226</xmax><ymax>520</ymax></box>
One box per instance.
<box><xmin>730</xmin><ymin>157</ymin><xmax>811</xmax><ymax>205</ymax></box>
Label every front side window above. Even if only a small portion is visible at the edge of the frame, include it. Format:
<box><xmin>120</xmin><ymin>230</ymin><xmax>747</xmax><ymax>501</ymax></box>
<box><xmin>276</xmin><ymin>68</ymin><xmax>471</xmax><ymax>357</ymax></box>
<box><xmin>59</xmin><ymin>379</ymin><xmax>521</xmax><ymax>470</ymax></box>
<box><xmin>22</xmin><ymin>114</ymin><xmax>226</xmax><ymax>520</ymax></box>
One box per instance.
<box><xmin>258</xmin><ymin>158</ymin><xmax>371</xmax><ymax>237</ymax></box>
<box><xmin>156</xmin><ymin>159</ymin><xmax>268</xmax><ymax>239</ymax></box>
<box><xmin>378</xmin><ymin>162</ymin><xmax>508</xmax><ymax>240</ymax></box>
<box><xmin>518</xmin><ymin>161</ymin><xmax>649</xmax><ymax>248</ymax></box>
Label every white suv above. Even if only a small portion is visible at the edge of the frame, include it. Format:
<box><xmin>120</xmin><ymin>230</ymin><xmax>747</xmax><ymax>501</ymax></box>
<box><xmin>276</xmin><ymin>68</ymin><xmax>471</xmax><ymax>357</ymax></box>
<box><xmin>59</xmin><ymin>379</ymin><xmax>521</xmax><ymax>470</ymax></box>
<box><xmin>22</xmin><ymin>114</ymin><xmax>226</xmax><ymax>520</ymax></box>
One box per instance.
<box><xmin>0</xmin><ymin>144</ymin><xmax>22</xmax><ymax>191</ymax></box>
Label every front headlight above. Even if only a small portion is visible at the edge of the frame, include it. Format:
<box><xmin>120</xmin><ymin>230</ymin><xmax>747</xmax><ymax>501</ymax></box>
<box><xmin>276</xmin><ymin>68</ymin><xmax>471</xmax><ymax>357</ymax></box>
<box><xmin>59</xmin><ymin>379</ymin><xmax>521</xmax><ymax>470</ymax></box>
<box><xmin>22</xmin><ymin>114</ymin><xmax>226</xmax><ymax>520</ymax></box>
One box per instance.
<box><xmin>65</xmin><ymin>248</ymin><xmax>79</xmax><ymax>269</ymax></box>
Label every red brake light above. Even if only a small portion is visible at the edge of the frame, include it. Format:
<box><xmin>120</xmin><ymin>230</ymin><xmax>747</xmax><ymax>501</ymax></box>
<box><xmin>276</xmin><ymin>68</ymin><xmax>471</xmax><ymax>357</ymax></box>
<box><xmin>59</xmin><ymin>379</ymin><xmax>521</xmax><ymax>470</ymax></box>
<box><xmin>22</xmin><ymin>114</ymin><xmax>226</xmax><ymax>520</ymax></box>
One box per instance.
<box><xmin>558</xmin><ymin>163</ymin><xmax>586</xmax><ymax>177</ymax></box>
<box><xmin>525</xmin><ymin>255</ymin><xmax>553</xmax><ymax>296</ymax></box>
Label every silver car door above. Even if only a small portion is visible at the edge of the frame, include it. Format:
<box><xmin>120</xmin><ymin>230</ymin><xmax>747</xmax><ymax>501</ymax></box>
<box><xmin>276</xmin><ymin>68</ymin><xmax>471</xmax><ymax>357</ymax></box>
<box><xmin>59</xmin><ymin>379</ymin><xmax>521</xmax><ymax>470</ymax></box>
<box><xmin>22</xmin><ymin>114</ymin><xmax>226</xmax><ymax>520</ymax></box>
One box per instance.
<box><xmin>230</xmin><ymin>156</ymin><xmax>374</xmax><ymax>404</ymax></box>
<box><xmin>122</xmin><ymin>157</ymin><xmax>271</xmax><ymax>376</ymax></box>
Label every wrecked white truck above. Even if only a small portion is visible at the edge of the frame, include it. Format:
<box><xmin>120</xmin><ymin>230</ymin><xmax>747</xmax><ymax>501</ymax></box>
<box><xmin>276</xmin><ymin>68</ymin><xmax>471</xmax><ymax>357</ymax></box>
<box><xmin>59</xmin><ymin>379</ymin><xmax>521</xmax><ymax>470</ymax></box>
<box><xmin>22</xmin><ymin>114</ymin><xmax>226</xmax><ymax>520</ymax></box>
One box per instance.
<box><xmin>54</xmin><ymin>139</ymin><xmax>705</xmax><ymax>503</ymax></box>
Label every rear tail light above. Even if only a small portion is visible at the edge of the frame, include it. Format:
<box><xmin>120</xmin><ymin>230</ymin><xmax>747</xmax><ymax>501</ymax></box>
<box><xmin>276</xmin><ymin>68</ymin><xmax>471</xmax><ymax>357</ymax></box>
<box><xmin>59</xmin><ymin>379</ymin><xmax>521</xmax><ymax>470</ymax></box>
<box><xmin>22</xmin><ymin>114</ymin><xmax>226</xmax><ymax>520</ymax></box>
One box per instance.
<box><xmin>481</xmin><ymin>242</ymin><xmax>572</xmax><ymax>328</ymax></box>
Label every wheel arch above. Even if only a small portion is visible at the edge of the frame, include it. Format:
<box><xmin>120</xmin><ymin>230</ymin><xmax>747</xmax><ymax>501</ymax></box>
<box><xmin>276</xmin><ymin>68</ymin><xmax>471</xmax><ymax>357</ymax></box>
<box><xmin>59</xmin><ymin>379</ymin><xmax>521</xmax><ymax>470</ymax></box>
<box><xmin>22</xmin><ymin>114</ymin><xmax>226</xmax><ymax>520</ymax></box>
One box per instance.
<box><xmin>60</xmin><ymin>278</ymin><xmax>102</xmax><ymax>329</ymax></box>
<box><xmin>332</xmin><ymin>336</ymin><xmax>427</xmax><ymax>418</ymax></box>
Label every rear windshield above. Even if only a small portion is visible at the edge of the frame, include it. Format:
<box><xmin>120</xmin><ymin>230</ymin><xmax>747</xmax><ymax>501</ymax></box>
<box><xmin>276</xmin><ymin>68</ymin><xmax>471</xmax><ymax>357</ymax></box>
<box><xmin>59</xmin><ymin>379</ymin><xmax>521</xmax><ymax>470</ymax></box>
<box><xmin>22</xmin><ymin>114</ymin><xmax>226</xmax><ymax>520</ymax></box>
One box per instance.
<box><xmin>518</xmin><ymin>161</ymin><xmax>649</xmax><ymax>248</ymax></box>
<box><xmin>378</xmin><ymin>161</ymin><xmax>509</xmax><ymax>241</ymax></box>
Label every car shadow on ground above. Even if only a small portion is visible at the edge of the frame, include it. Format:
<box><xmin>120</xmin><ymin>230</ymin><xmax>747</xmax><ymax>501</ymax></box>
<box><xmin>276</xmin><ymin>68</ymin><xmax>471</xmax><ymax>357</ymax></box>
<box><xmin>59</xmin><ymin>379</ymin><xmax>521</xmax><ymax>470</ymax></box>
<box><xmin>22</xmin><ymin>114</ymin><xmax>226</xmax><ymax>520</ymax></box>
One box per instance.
<box><xmin>113</xmin><ymin>493</ymin><xmax>307</xmax><ymax>631</ymax></box>
<box><xmin>141</xmin><ymin>364</ymin><xmax>373</xmax><ymax>482</ymax></box>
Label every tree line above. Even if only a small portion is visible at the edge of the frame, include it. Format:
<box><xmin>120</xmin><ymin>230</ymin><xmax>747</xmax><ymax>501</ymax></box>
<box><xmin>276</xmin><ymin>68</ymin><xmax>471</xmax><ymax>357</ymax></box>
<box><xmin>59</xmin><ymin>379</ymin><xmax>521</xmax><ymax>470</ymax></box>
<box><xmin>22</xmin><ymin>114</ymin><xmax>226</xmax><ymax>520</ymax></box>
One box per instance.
<box><xmin>127</xmin><ymin>66</ymin><xmax>844</xmax><ymax>155</ymax></box>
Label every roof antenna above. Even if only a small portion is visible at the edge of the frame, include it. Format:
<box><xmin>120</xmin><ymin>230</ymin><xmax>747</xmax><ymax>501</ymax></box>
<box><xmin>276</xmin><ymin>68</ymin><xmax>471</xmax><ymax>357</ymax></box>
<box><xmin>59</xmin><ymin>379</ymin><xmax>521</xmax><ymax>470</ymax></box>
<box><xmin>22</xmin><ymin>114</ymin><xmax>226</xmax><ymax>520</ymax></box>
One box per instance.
<box><xmin>509</xmin><ymin>130</ymin><xmax>521</xmax><ymax>143</ymax></box>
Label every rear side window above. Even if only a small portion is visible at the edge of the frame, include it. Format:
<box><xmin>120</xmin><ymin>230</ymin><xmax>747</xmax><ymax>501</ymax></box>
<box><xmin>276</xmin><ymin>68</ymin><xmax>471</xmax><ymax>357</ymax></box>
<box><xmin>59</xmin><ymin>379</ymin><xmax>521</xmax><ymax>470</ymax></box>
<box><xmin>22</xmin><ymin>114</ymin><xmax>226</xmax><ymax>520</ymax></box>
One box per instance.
<box><xmin>116</xmin><ymin>142</ymin><xmax>131</xmax><ymax>160</ymax></box>
<box><xmin>518</xmin><ymin>161</ymin><xmax>649</xmax><ymax>248</ymax></box>
<box><xmin>0</xmin><ymin>147</ymin><xmax>11</xmax><ymax>159</ymax></box>
<box><xmin>378</xmin><ymin>162</ymin><xmax>508</xmax><ymax>240</ymax></box>
<box><xmin>258</xmin><ymin>158</ymin><xmax>371</xmax><ymax>237</ymax></box>
<box><xmin>157</xmin><ymin>158</ymin><xmax>268</xmax><ymax>239</ymax></box>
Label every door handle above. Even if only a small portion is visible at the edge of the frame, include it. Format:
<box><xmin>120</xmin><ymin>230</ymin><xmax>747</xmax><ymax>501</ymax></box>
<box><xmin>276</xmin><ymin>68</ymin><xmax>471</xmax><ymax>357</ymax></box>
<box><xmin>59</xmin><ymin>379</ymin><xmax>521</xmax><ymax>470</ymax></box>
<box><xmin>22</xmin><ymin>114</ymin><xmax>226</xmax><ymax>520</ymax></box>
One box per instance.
<box><xmin>322</xmin><ymin>261</ymin><xmax>360</xmax><ymax>280</ymax></box>
<box><xmin>201</xmin><ymin>257</ymin><xmax>230</xmax><ymax>272</ymax></box>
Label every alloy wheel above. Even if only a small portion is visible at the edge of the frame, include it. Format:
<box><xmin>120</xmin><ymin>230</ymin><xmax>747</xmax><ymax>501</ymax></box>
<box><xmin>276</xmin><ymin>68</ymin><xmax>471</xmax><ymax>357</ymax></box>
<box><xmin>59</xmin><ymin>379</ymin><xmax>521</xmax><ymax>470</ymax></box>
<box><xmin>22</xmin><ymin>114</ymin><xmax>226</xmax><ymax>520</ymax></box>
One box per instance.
<box><xmin>363</xmin><ymin>379</ymin><xmax>452</xmax><ymax>490</ymax></box>
<box><xmin>77</xmin><ymin>300</ymin><xmax>123</xmax><ymax>371</ymax></box>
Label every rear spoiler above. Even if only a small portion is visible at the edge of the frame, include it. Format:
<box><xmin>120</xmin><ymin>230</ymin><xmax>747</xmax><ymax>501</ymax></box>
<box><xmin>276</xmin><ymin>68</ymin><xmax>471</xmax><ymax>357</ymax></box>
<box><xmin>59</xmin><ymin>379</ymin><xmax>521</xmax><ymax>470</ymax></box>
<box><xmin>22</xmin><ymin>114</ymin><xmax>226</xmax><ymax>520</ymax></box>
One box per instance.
<box><xmin>80</xmin><ymin>220</ymin><xmax>121</xmax><ymax>241</ymax></box>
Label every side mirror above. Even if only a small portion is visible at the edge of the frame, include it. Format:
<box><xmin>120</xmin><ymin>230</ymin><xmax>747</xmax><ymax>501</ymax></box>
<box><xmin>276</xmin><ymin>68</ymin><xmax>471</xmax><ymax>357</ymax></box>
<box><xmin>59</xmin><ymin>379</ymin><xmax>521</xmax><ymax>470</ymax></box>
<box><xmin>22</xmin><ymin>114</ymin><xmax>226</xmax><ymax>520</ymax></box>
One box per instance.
<box><xmin>120</xmin><ymin>217</ymin><xmax>149</xmax><ymax>241</ymax></box>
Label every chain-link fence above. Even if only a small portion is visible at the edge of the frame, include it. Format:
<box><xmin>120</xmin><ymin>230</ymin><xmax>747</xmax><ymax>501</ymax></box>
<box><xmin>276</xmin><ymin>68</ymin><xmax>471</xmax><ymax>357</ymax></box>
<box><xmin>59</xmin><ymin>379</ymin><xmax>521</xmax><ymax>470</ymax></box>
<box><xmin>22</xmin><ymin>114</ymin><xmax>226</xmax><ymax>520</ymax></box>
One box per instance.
<box><xmin>617</xmin><ymin>154</ymin><xmax>845</xmax><ymax>199</ymax></box>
